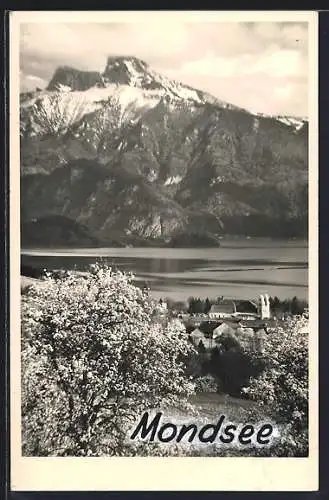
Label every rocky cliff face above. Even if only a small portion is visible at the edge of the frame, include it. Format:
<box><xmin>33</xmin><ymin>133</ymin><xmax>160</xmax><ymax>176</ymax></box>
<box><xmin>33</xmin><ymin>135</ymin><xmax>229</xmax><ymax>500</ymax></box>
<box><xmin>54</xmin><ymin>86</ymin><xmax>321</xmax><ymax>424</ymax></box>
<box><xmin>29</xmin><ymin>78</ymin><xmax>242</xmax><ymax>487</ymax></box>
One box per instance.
<box><xmin>47</xmin><ymin>66</ymin><xmax>105</xmax><ymax>92</ymax></box>
<box><xmin>20</xmin><ymin>57</ymin><xmax>308</xmax><ymax>247</ymax></box>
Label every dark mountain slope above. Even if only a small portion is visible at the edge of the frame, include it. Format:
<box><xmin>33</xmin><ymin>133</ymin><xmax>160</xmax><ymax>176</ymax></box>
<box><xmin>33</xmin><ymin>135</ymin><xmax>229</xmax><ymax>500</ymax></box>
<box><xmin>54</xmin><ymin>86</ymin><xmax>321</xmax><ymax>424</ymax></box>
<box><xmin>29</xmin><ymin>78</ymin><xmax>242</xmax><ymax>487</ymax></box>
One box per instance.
<box><xmin>20</xmin><ymin>57</ymin><xmax>308</xmax><ymax>246</ymax></box>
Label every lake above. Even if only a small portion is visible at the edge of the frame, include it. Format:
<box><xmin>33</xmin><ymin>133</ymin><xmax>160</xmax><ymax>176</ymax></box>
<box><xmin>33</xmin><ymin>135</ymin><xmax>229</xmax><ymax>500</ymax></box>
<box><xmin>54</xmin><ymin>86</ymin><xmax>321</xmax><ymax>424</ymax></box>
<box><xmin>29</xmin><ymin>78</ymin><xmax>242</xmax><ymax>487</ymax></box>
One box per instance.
<box><xmin>21</xmin><ymin>239</ymin><xmax>308</xmax><ymax>302</ymax></box>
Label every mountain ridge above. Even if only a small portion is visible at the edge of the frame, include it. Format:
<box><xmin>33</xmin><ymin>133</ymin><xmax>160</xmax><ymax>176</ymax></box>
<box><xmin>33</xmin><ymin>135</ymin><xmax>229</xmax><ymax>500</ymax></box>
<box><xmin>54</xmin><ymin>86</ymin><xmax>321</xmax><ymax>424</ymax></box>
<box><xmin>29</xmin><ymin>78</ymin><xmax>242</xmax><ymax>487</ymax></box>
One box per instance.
<box><xmin>20</xmin><ymin>56</ymin><xmax>308</xmax><ymax>247</ymax></box>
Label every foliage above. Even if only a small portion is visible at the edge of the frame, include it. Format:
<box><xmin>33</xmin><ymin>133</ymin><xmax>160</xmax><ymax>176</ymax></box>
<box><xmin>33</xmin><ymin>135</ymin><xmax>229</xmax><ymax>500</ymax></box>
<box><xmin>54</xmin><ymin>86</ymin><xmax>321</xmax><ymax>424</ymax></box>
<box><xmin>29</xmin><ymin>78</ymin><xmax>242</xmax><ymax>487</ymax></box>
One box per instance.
<box><xmin>194</xmin><ymin>375</ymin><xmax>218</xmax><ymax>393</ymax></box>
<box><xmin>197</xmin><ymin>340</ymin><xmax>206</xmax><ymax>353</ymax></box>
<box><xmin>184</xmin><ymin>351</ymin><xmax>206</xmax><ymax>378</ymax></box>
<box><xmin>21</xmin><ymin>264</ymin><xmax>46</xmax><ymax>279</ymax></box>
<box><xmin>204</xmin><ymin>298</ymin><xmax>212</xmax><ymax>314</ymax></box>
<box><xmin>206</xmin><ymin>335</ymin><xmax>264</xmax><ymax>397</ymax></box>
<box><xmin>219</xmin><ymin>214</ymin><xmax>307</xmax><ymax>238</ymax></box>
<box><xmin>187</xmin><ymin>297</ymin><xmax>205</xmax><ymax>315</ymax></box>
<box><xmin>269</xmin><ymin>295</ymin><xmax>308</xmax><ymax>317</ymax></box>
<box><xmin>21</xmin><ymin>263</ymin><xmax>195</xmax><ymax>456</ymax></box>
<box><xmin>164</xmin><ymin>297</ymin><xmax>188</xmax><ymax>313</ymax></box>
<box><xmin>170</xmin><ymin>231</ymin><xmax>221</xmax><ymax>248</ymax></box>
<box><xmin>21</xmin><ymin>215</ymin><xmax>101</xmax><ymax>248</ymax></box>
<box><xmin>243</xmin><ymin>316</ymin><xmax>308</xmax><ymax>456</ymax></box>
<box><xmin>187</xmin><ymin>296</ymin><xmax>215</xmax><ymax>315</ymax></box>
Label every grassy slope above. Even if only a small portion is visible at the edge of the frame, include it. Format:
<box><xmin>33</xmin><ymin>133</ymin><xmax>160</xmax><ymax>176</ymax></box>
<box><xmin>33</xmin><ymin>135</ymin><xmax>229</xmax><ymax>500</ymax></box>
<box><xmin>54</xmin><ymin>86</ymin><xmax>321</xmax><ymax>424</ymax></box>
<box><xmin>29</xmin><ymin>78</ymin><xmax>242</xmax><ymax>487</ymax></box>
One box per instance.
<box><xmin>160</xmin><ymin>392</ymin><xmax>277</xmax><ymax>456</ymax></box>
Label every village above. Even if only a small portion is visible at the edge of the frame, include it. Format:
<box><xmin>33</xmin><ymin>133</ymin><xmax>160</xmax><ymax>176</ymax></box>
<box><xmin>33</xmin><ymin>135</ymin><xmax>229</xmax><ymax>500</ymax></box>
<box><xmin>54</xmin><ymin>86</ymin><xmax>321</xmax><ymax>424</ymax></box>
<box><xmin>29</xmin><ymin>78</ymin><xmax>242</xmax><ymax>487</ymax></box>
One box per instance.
<box><xmin>154</xmin><ymin>294</ymin><xmax>309</xmax><ymax>354</ymax></box>
<box><xmin>21</xmin><ymin>266</ymin><xmax>309</xmax><ymax>357</ymax></box>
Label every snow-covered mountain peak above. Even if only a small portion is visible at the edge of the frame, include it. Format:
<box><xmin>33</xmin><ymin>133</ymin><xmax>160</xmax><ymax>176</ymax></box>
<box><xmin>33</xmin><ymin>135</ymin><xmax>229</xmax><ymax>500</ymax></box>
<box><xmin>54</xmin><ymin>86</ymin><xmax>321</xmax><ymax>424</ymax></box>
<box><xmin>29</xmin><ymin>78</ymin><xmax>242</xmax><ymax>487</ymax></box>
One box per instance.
<box><xmin>101</xmin><ymin>55</ymin><xmax>204</xmax><ymax>103</ymax></box>
<box><xmin>42</xmin><ymin>56</ymin><xmax>246</xmax><ymax>111</ymax></box>
<box><xmin>103</xmin><ymin>56</ymin><xmax>149</xmax><ymax>79</ymax></box>
<box><xmin>20</xmin><ymin>84</ymin><xmax>163</xmax><ymax>137</ymax></box>
<box><xmin>275</xmin><ymin>115</ymin><xmax>307</xmax><ymax>131</ymax></box>
<box><xmin>21</xmin><ymin>56</ymin><xmax>307</xmax><ymax>140</ymax></box>
<box><xmin>253</xmin><ymin>111</ymin><xmax>307</xmax><ymax>132</ymax></box>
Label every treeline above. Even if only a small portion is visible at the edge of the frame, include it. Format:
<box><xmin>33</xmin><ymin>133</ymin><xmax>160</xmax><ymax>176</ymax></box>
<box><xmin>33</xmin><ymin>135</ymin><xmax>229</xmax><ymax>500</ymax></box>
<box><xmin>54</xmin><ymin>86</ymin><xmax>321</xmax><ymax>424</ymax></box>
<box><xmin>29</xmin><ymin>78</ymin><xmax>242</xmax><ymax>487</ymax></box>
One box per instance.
<box><xmin>21</xmin><ymin>264</ymin><xmax>44</xmax><ymax>279</ymax></box>
<box><xmin>170</xmin><ymin>231</ymin><xmax>221</xmax><ymax>248</ymax></box>
<box><xmin>164</xmin><ymin>296</ymin><xmax>224</xmax><ymax>314</ymax></box>
<box><xmin>165</xmin><ymin>295</ymin><xmax>308</xmax><ymax>316</ymax></box>
<box><xmin>220</xmin><ymin>214</ymin><xmax>307</xmax><ymax>238</ymax></box>
<box><xmin>186</xmin><ymin>296</ymin><xmax>223</xmax><ymax>314</ymax></box>
<box><xmin>21</xmin><ymin>215</ymin><xmax>102</xmax><ymax>248</ymax></box>
<box><xmin>269</xmin><ymin>296</ymin><xmax>308</xmax><ymax>317</ymax></box>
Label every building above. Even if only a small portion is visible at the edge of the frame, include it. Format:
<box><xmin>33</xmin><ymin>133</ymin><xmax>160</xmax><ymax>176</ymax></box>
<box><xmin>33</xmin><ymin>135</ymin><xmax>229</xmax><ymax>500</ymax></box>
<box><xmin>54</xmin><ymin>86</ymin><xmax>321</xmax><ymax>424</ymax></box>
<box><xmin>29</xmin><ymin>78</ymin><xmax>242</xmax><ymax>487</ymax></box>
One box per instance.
<box><xmin>208</xmin><ymin>300</ymin><xmax>236</xmax><ymax>319</ymax></box>
<box><xmin>189</xmin><ymin>328</ymin><xmax>206</xmax><ymax>346</ymax></box>
<box><xmin>234</xmin><ymin>300</ymin><xmax>258</xmax><ymax>313</ymax></box>
<box><xmin>239</xmin><ymin>319</ymin><xmax>268</xmax><ymax>331</ymax></box>
<box><xmin>189</xmin><ymin>317</ymin><xmax>267</xmax><ymax>353</ymax></box>
<box><xmin>258</xmin><ymin>294</ymin><xmax>271</xmax><ymax>319</ymax></box>
<box><xmin>208</xmin><ymin>299</ymin><xmax>258</xmax><ymax>320</ymax></box>
<box><xmin>208</xmin><ymin>296</ymin><xmax>271</xmax><ymax>320</ymax></box>
<box><xmin>212</xmin><ymin>322</ymin><xmax>237</xmax><ymax>339</ymax></box>
<box><xmin>232</xmin><ymin>300</ymin><xmax>258</xmax><ymax>320</ymax></box>
<box><xmin>198</xmin><ymin>321</ymin><xmax>222</xmax><ymax>337</ymax></box>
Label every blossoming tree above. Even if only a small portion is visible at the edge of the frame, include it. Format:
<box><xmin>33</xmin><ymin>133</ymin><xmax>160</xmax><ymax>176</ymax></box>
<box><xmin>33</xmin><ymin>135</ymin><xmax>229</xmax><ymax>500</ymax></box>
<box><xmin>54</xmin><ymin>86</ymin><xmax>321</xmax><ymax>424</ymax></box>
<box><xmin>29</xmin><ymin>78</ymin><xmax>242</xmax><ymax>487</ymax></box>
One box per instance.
<box><xmin>21</xmin><ymin>264</ymin><xmax>194</xmax><ymax>456</ymax></box>
<box><xmin>244</xmin><ymin>316</ymin><xmax>309</xmax><ymax>456</ymax></box>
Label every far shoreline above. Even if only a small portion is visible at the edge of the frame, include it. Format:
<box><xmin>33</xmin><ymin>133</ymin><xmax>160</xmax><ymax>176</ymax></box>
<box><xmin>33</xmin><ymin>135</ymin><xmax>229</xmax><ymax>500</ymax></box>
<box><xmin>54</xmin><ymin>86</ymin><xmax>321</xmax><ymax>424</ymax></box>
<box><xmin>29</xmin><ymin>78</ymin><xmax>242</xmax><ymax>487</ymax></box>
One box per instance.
<box><xmin>21</xmin><ymin>237</ymin><xmax>308</xmax><ymax>255</ymax></box>
<box><xmin>20</xmin><ymin>239</ymin><xmax>308</xmax><ymax>302</ymax></box>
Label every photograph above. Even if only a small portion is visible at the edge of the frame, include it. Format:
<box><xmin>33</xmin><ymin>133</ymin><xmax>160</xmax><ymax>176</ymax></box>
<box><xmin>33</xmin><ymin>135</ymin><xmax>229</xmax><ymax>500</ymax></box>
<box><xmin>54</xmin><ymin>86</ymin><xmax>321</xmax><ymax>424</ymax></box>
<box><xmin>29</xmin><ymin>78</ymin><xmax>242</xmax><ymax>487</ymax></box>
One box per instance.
<box><xmin>10</xmin><ymin>10</ymin><xmax>318</xmax><ymax>491</ymax></box>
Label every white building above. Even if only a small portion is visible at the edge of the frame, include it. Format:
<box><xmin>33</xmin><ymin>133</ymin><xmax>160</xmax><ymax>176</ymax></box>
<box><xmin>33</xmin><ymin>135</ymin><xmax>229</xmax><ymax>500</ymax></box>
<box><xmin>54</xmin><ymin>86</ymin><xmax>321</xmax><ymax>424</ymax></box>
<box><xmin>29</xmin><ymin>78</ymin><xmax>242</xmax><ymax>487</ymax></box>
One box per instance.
<box><xmin>212</xmin><ymin>322</ymin><xmax>237</xmax><ymax>339</ymax></box>
<box><xmin>258</xmin><ymin>294</ymin><xmax>271</xmax><ymax>319</ymax></box>
<box><xmin>208</xmin><ymin>299</ymin><xmax>258</xmax><ymax>320</ymax></box>
<box><xmin>189</xmin><ymin>328</ymin><xmax>205</xmax><ymax>346</ymax></box>
<box><xmin>208</xmin><ymin>300</ymin><xmax>236</xmax><ymax>319</ymax></box>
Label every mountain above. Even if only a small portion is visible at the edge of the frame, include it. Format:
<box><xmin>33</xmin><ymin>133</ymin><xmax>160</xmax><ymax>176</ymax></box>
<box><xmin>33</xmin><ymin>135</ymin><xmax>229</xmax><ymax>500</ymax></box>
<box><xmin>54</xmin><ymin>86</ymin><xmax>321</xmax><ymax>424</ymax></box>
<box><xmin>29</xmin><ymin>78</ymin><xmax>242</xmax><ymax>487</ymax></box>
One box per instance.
<box><xmin>20</xmin><ymin>56</ymin><xmax>308</xmax><ymax>247</ymax></box>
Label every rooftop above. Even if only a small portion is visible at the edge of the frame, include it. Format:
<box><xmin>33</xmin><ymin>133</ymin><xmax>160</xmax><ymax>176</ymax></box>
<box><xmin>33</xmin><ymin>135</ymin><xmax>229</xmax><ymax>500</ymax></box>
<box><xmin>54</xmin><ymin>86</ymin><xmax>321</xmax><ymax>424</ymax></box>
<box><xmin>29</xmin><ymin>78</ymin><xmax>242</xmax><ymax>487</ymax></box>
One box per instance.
<box><xmin>209</xmin><ymin>298</ymin><xmax>259</xmax><ymax>316</ymax></box>
<box><xmin>209</xmin><ymin>300</ymin><xmax>236</xmax><ymax>314</ymax></box>
<box><xmin>198</xmin><ymin>321</ymin><xmax>222</xmax><ymax>335</ymax></box>
<box><xmin>239</xmin><ymin>319</ymin><xmax>268</xmax><ymax>330</ymax></box>
<box><xmin>234</xmin><ymin>300</ymin><xmax>258</xmax><ymax>314</ymax></box>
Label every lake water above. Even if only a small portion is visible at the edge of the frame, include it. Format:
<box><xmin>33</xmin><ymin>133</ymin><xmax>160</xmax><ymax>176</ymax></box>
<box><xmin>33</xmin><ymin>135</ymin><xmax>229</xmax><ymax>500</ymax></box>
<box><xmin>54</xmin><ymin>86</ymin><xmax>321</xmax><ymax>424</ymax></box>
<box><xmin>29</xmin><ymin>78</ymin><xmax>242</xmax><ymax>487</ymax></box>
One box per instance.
<box><xmin>21</xmin><ymin>239</ymin><xmax>308</xmax><ymax>302</ymax></box>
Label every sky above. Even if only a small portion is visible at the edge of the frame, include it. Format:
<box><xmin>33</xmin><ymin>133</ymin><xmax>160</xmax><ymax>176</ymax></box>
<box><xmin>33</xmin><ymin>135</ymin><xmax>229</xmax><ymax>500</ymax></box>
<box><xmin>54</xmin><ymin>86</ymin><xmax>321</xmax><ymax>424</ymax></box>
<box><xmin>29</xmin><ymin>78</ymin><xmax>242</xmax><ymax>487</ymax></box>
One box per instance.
<box><xmin>19</xmin><ymin>21</ymin><xmax>309</xmax><ymax>117</ymax></box>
